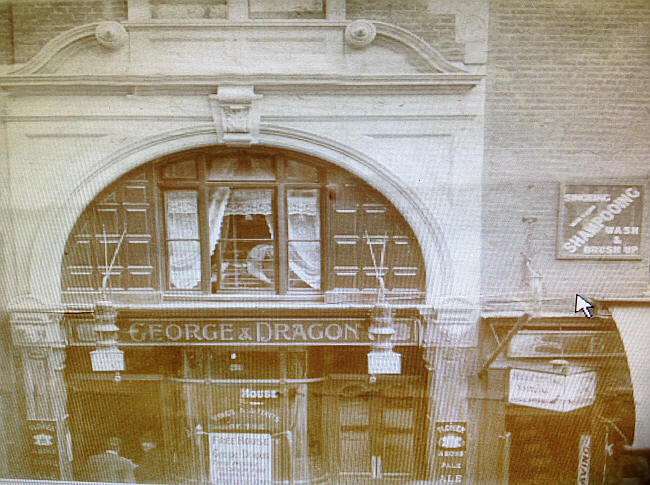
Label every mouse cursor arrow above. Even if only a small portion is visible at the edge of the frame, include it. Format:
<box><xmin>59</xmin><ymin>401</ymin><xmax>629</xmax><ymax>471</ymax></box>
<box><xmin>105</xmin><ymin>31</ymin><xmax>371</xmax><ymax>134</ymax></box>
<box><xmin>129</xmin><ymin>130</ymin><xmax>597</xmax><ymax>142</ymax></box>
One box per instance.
<box><xmin>575</xmin><ymin>294</ymin><xmax>594</xmax><ymax>318</ymax></box>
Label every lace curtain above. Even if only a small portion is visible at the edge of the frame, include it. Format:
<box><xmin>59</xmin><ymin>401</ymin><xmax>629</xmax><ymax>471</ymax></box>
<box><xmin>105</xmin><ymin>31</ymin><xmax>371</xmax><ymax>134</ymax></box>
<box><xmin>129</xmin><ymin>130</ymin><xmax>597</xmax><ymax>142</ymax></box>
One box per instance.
<box><xmin>287</xmin><ymin>190</ymin><xmax>320</xmax><ymax>289</ymax></box>
<box><xmin>166</xmin><ymin>191</ymin><xmax>202</xmax><ymax>290</ymax></box>
<box><xmin>167</xmin><ymin>188</ymin><xmax>321</xmax><ymax>290</ymax></box>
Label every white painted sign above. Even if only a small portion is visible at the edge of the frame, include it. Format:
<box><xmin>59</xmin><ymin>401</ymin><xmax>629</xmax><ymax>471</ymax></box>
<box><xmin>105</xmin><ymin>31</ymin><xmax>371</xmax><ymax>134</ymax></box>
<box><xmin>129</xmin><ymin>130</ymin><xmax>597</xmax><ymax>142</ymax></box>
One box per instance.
<box><xmin>209</xmin><ymin>433</ymin><xmax>272</xmax><ymax>485</ymax></box>
<box><xmin>508</xmin><ymin>369</ymin><xmax>596</xmax><ymax>412</ymax></box>
<box><xmin>368</xmin><ymin>350</ymin><xmax>401</xmax><ymax>375</ymax></box>
<box><xmin>90</xmin><ymin>348</ymin><xmax>124</xmax><ymax>372</ymax></box>
<box><xmin>577</xmin><ymin>434</ymin><xmax>591</xmax><ymax>485</ymax></box>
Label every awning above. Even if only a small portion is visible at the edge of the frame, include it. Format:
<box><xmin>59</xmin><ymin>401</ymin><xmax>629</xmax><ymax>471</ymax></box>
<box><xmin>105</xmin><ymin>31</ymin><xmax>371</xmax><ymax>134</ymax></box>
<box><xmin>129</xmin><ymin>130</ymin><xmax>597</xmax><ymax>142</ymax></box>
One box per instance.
<box><xmin>608</xmin><ymin>304</ymin><xmax>650</xmax><ymax>450</ymax></box>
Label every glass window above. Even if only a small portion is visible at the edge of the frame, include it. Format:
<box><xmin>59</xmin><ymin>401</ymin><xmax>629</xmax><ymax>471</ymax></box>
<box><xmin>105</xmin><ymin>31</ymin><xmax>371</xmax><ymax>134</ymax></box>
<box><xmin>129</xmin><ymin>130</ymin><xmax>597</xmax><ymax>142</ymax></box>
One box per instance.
<box><xmin>161</xmin><ymin>151</ymin><xmax>323</xmax><ymax>295</ymax></box>
<box><xmin>207</xmin><ymin>155</ymin><xmax>275</xmax><ymax>181</ymax></box>
<box><xmin>165</xmin><ymin>191</ymin><xmax>201</xmax><ymax>290</ymax></box>
<box><xmin>287</xmin><ymin>189</ymin><xmax>321</xmax><ymax>290</ymax></box>
<box><xmin>210</xmin><ymin>188</ymin><xmax>275</xmax><ymax>291</ymax></box>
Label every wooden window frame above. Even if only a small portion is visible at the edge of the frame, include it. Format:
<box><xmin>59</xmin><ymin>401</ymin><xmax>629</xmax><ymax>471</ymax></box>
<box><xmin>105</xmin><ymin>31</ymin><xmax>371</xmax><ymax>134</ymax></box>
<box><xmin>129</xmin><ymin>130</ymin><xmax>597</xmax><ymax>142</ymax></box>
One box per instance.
<box><xmin>157</xmin><ymin>149</ymin><xmax>326</xmax><ymax>297</ymax></box>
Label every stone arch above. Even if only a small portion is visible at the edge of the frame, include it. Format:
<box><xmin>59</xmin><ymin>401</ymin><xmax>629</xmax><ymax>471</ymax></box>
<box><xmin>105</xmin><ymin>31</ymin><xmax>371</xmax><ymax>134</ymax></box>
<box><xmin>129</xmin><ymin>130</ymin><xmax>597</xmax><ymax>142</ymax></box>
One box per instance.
<box><xmin>27</xmin><ymin>124</ymin><xmax>451</xmax><ymax>304</ymax></box>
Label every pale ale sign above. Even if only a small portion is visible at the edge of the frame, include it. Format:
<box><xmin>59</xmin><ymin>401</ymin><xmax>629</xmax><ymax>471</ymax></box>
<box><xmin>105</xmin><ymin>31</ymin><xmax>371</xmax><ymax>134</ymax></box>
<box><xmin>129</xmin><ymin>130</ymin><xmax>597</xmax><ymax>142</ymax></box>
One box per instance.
<box><xmin>209</xmin><ymin>433</ymin><xmax>272</xmax><ymax>485</ymax></box>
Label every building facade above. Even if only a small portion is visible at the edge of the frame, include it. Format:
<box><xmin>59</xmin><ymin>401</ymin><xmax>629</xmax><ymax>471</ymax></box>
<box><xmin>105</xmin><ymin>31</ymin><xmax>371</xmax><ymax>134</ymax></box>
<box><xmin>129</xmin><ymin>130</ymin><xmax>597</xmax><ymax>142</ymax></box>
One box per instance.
<box><xmin>0</xmin><ymin>1</ymin><xmax>648</xmax><ymax>484</ymax></box>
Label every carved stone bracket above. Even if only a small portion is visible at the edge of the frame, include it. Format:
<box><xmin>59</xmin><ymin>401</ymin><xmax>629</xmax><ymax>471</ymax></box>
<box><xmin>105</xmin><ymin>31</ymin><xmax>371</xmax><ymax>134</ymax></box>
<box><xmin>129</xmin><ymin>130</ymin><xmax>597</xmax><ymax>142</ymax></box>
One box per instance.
<box><xmin>209</xmin><ymin>86</ymin><xmax>262</xmax><ymax>146</ymax></box>
<box><xmin>421</xmin><ymin>298</ymin><xmax>479</xmax><ymax>348</ymax></box>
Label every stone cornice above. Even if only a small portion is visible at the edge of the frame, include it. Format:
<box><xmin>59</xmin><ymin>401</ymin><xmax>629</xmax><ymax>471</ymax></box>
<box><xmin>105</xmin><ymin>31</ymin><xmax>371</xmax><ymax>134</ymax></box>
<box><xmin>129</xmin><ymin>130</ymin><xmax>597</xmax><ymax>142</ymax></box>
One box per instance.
<box><xmin>0</xmin><ymin>73</ymin><xmax>482</xmax><ymax>93</ymax></box>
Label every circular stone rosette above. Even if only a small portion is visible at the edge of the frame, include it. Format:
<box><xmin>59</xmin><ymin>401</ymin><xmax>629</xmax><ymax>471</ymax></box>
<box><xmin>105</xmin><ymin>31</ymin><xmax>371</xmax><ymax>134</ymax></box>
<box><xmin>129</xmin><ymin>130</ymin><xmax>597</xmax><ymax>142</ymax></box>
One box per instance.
<box><xmin>345</xmin><ymin>20</ymin><xmax>377</xmax><ymax>48</ymax></box>
<box><xmin>95</xmin><ymin>21</ymin><xmax>128</xmax><ymax>50</ymax></box>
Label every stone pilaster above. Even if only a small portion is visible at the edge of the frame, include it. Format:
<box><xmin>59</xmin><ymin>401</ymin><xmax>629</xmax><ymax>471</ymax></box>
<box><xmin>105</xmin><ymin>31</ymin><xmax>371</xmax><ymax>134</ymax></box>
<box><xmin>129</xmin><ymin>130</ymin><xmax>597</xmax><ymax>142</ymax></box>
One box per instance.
<box><xmin>422</xmin><ymin>300</ymin><xmax>479</xmax><ymax>484</ymax></box>
<box><xmin>10</xmin><ymin>307</ymin><xmax>73</xmax><ymax>480</ymax></box>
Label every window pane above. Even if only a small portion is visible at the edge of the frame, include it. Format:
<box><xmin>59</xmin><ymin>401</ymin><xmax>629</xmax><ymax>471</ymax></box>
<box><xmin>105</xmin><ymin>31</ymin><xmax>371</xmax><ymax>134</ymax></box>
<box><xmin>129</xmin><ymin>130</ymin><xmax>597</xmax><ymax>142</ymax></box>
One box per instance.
<box><xmin>287</xmin><ymin>160</ymin><xmax>318</xmax><ymax>182</ymax></box>
<box><xmin>207</xmin><ymin>155</ymin><xmax>275</xmax><ymax>181</ymax></box>
<box><xmin>162</xmin><ymin>159</ymin><xmax>197</xmax><ymax>180</ymax></box>
<box><xmin>288</xmin><ymin>189</ymin><xmax>321</xmax><ymax>289</ymax></box>
<box><xmin>168</xmin><ymin>240</ymin><xmax>201</xmax><ymax>290</ymax></box>
<box><xmin>165</xmin><ymin>191</ymin><xmax>199</xmax><ymax>239</ymax></box>
<box><xmin>211</xmin><ymin>189</ymin><xmax>274</xmax><ymax>291</ymax></box>
<box><xmin>165</xmin><ymin>191</ymin><xmax>201</xmax><ymax>290</ymax></box>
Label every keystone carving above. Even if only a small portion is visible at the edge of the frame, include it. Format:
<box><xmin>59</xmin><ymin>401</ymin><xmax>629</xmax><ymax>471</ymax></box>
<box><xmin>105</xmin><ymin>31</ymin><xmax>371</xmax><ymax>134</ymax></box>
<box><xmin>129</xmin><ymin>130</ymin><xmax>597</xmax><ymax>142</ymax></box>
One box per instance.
<box><xmin>345</xmin><ymin>20</ymin><xmax>376</xmax><ymax>48</ymax></box>
<box><xmin>209</xmin><ymin>86</ymin><xmax>262</xmax><ymax>146</ymax></box>
<box><xmin>95</xmin><ymin>21</ymin><xmax>128</xmax><ymax>50</ymax></box>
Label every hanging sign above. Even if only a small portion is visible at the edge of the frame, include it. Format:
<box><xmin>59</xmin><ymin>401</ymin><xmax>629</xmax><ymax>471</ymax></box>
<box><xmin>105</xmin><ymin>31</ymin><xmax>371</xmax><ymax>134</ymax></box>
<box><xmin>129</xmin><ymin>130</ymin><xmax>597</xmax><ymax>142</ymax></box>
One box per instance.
<box><xmin>90</xmin><ymin>348</ymin><xmax>125</xmax><ymax>371</ymax></box>
<box><xmin>368</xmin><ymin>350</ymin><xmax>402</xmax><ymax>374</ymax></box>
<box><xmin>27</xmin><ymin>420</ymin><xmax>60</xmax><ymax>480</ymax></box>
<box><xmin>507</xmin><ymin>331</ymin><xmax>624</xmax><ymax>358</ymax></box>
<box><xmin>433</xmin><ymin>422</ymin><xmax>467</xmax><ymax>484</ymax></box>
<box><xmin>508</xmin><ymin>368</ymin><xmax>597</xmax><ymax>412</ymax></box>
<box><xmin>208</xmin><ymin>433</ymin><xmax>272</xmax><ymax>485</ymax></box>
<box><xmin>557</xmin><ymin>184</ymin><xmax>644</xmax><ymax>259</ymax></box>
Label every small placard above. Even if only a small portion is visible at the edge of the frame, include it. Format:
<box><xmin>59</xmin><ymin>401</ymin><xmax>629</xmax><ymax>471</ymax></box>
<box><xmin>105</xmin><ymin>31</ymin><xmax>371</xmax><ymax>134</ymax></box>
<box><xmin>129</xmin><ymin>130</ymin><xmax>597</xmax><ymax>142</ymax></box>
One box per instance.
<box><xmin>508</xmin><ymin>368</ymin><xmax>596</xmax><ymax>412</ymax></box>
<box><xmin>90</xmin><ymin>348</ymin><xmax>125</xmax><ymax>372</ymax></box>
<box><xmin>557</xmin><ymin>184</ymin><xmax>644</xmax><ymax>259</ymax></box>
<box><xmin>368</xmin><ymin>351</ymin><xmax>401</xmax><ymax>375</ymax></box>
<box><xmin>28</xmin><ymin>420</ymin><xmax>60</xmax><ymax>480</ymax></box>
<box><xmin>209</xmin><ymin>433</ymin><xmax>272</xmax><ymax>485</ymax></box>
<box><xmin>434</xmin><ymin>422</ymin><xmax>467</xmax><ymax>484</ymax></box>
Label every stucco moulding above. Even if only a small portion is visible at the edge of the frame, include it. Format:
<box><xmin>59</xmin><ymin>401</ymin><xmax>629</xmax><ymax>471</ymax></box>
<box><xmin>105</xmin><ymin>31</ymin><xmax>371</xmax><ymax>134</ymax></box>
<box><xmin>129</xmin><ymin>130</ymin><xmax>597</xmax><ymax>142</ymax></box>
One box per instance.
<box><xmin>0</xmin><ymin>21</ymin><xmax>481</xmax><ymax>92</ymax></box>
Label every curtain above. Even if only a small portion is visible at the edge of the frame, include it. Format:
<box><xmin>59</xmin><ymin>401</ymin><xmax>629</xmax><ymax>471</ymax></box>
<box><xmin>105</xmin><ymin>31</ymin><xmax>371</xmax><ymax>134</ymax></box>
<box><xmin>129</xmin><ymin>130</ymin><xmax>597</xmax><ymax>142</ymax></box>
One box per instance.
<box><xmin>202</xmin><ymin>188</ymin><xmax>322</xmax><ymax>289</ymax></box>
<box><xmin>208</xmin><ymin>187</ymin><xmax>231</xmax><ymax>255</ymax></box>
<box><xmin>288</xmin><ymin>190</ymin><xmax>321</xmax><ymax>289</ymax></box>
<box><xmin>166</xmin><ymin>191</ymin><xmax>201</xmax><ymax>290</ymax></box>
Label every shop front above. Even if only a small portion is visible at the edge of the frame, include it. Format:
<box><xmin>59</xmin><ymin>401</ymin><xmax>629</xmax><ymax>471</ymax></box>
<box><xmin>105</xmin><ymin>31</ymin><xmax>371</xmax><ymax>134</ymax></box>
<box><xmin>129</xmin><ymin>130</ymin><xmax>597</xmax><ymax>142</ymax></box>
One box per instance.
<box><xmin>476</xmin><ymin>315</ymin><xmax>638</xmax><ymax>485</ymax></box>
<box><xmin>64</xmin><ymin>309</ymin><xmax>427</xmax><ymax>484</ymax></box>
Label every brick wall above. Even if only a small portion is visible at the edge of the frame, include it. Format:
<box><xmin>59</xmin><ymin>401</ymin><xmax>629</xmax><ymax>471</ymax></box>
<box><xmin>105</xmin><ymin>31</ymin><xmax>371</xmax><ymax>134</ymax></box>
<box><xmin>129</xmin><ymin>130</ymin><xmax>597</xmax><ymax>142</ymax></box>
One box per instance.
<box><xmin>8</xmin><ymin>0</ymin><xmax>126</xmax><ymax>63</ymax></box>
<box><xmin>346</xmin><ymin>0</ymin><xmax>464</xmax><ymax>62</ymax></box>
<box><xmin>484</xmin><ymin>0</ymin><xmax>650</xmax><ymax>308</ymax></box>
<box><xmin>0</xmin><ymin>3</ymin><xmax>13</xmax><ymax>64</ymax></box>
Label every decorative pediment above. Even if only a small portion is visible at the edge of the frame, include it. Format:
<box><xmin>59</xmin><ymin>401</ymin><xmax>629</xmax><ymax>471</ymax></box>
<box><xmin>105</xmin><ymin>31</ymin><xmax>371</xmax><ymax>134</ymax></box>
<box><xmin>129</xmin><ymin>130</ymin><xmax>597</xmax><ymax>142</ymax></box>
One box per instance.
<box><xmin>2</xmin><ymin>20</ymin><xmax>481</xmax><ymax>90</ymax></box>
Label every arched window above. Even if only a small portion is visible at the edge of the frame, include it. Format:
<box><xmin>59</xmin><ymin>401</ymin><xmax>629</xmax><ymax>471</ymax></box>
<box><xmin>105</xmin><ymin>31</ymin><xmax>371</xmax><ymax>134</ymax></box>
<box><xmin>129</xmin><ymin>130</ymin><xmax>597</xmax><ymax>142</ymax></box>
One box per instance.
<box><xmin>62</xmin><ymin>147</ymin><xmax>425</xmax><ymax>301</ymax></box>
<box><xmin>160</xmin><ymin>149</ymin><xmax>323</xmax><ymax>294</ymax></box>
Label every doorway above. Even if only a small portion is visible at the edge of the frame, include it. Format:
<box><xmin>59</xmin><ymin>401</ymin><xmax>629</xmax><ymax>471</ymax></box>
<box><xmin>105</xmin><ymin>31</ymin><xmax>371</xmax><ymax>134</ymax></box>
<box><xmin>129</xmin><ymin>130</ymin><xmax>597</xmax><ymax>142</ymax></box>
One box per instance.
<box><xmin>330</xmin><ymin>375</ymin><xmax>427</xmax><ymax>484</ymax></box>
<box><xmin>68</xmin><ymin>377</ymin><xmax>165</xmax><ymax>481</ymax></box>
<box><xmin>507</xmin><ymin>409</ymin><xmax>592</xmax><ymax>485</ymax></box>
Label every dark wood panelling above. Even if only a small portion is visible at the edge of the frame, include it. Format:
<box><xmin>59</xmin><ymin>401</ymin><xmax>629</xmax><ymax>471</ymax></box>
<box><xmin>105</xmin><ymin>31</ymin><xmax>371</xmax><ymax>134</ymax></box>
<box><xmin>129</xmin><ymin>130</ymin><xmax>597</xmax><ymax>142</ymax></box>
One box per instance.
<box><xmin>62</xmin><ymin>165</ymin><xmax>158</xmax><ymax>293</ymax></box>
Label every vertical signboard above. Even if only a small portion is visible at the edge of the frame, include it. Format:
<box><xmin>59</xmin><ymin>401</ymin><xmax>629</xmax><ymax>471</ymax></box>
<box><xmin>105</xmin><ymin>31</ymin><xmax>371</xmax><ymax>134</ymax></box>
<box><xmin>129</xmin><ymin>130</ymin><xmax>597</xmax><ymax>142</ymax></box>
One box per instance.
<box><xmin>576</xmin><ymin>435</ymin><xmax>591</xmax><ymax>485</ymax></box>
<box><xmin>209</xmin><ymin>433</ymin><xmax>272</xmax><ymax>484</ymax></box>
<box><xmin>434</xmin><ymin>422</ymin><xmax>467</xmax><ymax>484</ymax></box>
<box><xmin>27</xmin><ymin>420</ymin><xmax>60</xmax><ymax>480</ymax></box>
<box><xmin>557</xmin><ymin>184</ymin><xmax>644</xmax><ymax>259</ymax></box>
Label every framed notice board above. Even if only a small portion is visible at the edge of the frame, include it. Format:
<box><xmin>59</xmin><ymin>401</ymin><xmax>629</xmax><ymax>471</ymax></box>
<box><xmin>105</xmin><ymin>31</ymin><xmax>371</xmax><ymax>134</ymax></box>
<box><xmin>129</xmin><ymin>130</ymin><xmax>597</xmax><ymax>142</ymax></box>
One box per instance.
<box><xmin>557</xmin><ymin>183</ymin><xmax>645</xmax><ymax>259</ymax></box>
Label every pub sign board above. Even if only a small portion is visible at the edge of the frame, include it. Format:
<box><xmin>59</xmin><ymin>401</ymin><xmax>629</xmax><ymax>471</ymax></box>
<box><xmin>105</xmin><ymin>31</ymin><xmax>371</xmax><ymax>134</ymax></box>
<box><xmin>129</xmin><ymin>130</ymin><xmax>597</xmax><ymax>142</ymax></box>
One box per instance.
<box><xmin>28</xmin><ymin>419</ymin><xmax>60</xmax><ymax>480</ymax></box>
<box><xmin>433</xmin><ymin>422</ymin><xmax>467</xmax><ymax>484</ymax></box>
<box><xmin>557</xmin><ymin>183</ymin><xmax>644</xmax><ymax>259</ymax></box>
<box><xmin>69</xmin><ymin>318</ymin><xmax>419</xmax><ymax>346</ymax></box>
